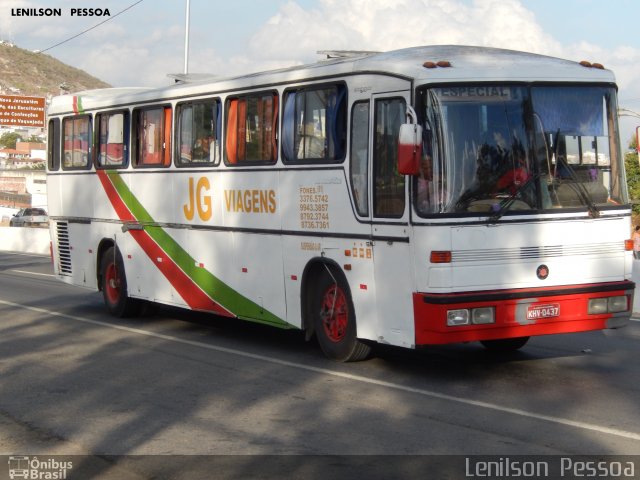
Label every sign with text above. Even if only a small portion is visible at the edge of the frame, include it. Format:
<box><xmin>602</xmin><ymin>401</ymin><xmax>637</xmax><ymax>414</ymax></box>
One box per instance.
<box><xmin>0</xmin><ymin>95</ymin><xmax>46</xmax><ymax>127</ymax></box>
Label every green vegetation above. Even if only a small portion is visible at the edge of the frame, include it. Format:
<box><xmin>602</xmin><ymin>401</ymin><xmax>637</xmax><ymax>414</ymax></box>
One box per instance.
<box><xmin>0</xmin><ymin>132</ymin><xmax>22</xmax><ymax>149</ymax></box>
<box><xmin>624</xmin><ymin>134</ymin><xmax>640</xmax><ymax>221</ymax></box>
<box><xmin>0</xmin><ymin>43</ymin><xmax>110</xmax><ymax>97</ymax></box>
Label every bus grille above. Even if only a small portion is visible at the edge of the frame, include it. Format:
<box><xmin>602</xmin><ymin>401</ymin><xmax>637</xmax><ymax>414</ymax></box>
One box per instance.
<box><xmin>55</xmin><ymin>222</ymin><xmax>72</xmax><ymax>275</ymax></box>
<box><xmin>451</xmin><ymin>242</ymin><xmax>625</xmax><ymax>263</ymax></box>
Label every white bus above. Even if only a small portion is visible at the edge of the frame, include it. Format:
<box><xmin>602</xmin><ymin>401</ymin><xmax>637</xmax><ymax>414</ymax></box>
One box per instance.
<box><xmin>47</xmin><ymin>46</ymin><xmax>634</xmax><ymax>361</ymax></box>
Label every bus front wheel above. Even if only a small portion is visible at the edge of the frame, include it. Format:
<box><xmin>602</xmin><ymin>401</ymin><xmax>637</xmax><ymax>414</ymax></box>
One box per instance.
<box><xmin>100</xmin><ymin>246</ymin><xmax>140</xmax><ymax>317</ymax></box>
<box><xmin>312</xmin><ymin>267</ymin><xmax>371</xmax><ymax>362</ymax></box>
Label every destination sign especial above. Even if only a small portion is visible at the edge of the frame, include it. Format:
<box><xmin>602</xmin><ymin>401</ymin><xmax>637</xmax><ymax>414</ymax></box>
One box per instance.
<box><xmin>439</xmin><ymin>86</ymin><xmax>519</xmax><ymax>102</ymax></box>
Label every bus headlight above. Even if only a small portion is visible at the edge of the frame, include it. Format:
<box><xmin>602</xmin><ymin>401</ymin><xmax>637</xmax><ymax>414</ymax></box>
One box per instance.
<box><xmin>447</xmin><ymin>307</ymin><xmax>496</xmax><ymax>326</ymax></box>
<box><xmin>447</xmin><ymin>309</ymin><xmax>469</xmax><ymax>326</ymax></box>
<box><xmin>588</xmin><ymin>296</ymin><xmax>628</xmax><ymax>314</ymax></box>
<box><xmin>608</xmin><ymin>296</ymin><xmax>628</xmax><ymax>313</ymax></box>
<box><xmin>588</xmin><ymin>298</ymin><xmax>608</xmax><ymax>314</ymax></box>
<box><xmin>472</xmin><ymin>307</ymin><xmax>495</xmax><ymax>324</ymax></box>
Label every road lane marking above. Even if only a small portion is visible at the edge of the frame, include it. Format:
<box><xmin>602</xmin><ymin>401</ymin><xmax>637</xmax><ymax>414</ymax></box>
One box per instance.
<box><xmin>2</xmin><ymin>298</ymin><xmax>640</xmax><ymax>443</ymax></box>
<box><xmin>9</xmin><ymin>270</ymin><xmax>55</xmax><ymax>277</ymax></box>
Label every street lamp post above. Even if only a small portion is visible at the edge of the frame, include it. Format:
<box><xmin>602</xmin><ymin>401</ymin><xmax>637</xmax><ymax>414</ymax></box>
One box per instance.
<box><xmin>184</xmin><ymin>0</ymin><xmax>190</xmax><ymax>75</ymax></box>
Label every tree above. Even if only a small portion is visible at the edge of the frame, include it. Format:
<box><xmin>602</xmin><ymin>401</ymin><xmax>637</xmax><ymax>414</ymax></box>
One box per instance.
<box><xmin>0</xmin><ymin>132</ymin><xmax>23</xmax><ymax>149</ymax></box>
<box><xmin>624</xmin><ymin>150</ymin><xmax>640</xmax><ymax>216</ymax></box>
<box><xmin>26</xmin><ymin>134</ymin><xmax>45</xmax><ymax>143</ymax></box>
<box><xmin>629</xmin><ymin>132</ymin><xmax>638</xmax><ymax>151</ymax></box>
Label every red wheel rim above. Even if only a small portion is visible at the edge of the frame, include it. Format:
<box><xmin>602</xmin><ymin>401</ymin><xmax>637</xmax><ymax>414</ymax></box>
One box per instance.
<box><xmin>104</xmin><ymin>262</ymin><xmax>121</xmax><ymax>305</ymax></box>
<box><xmin>320</xmin><ymin>284</ymin><xmax>348</xmax><ymax>342</ymax></box>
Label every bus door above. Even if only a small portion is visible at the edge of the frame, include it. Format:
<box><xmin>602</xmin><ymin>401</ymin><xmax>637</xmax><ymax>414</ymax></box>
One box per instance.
<box><xmin>370</xmin><ymin>93</ymin><xmax>415</xmax><ymax>349</ymax></box>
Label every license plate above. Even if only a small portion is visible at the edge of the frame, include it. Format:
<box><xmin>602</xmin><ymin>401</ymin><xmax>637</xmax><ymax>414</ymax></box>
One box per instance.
<box><xmin>527</xmin><ymin>303</ymin><xmax>560</xmax><ymax>320</ymax></box>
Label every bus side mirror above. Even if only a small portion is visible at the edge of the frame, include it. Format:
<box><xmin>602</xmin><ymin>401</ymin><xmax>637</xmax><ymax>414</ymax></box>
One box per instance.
<box><xmin>397</xmin><ymin>121</ymin><xmax>422</xmax><ymax>176</ymax></box>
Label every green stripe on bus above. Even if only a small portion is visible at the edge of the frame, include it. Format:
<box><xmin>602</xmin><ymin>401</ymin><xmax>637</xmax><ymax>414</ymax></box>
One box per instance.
<box><xmin>105</xmin><ymin>171</ymin><xmax>290</xmax><ymax>328</ymax></box>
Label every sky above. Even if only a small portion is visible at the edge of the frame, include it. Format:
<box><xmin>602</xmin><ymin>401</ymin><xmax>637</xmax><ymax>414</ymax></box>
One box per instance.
<box><xmin>1</xmin><ymin>0</ymin><xmax>639</xmax><ymax>145</ymax></box>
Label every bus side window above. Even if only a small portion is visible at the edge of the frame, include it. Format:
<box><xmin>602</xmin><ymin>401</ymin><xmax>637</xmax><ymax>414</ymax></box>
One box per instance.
<box><xmin>350</xmin><ymin>101</ymin><xmax>369</xmax><ymax>216</ymax></box>
<box><xmin>96</xmin><ymin>111</ymin><xmax>128</xmax><ymax>168</ymax></box>
<box><xmin>134</xmin><ymin>106</ymin><xmax>171</xmax><ymax>167</ymax></box>
<box><xmin>282</xmin><ymin>84</ymin><xmax>347</xmax><ymax>163</ymax></box>
<box><xmin>62</xmin><ymin>115</ymin><xmax>92</xmax><ymax>170</ymax></box>
<box><xmin>47</xmin><ymin>118</ymin><xmax>61</xmax><ymax>171</ymax></box>
<box><xmin>176</xmin><ymin>99</ymin><xmax>220</xmax><ymax>166</ymax></box>
<box><xmin>225</xmin><ymin>92</ymin><xmax>278</xmax><ymax>165</ymax></box>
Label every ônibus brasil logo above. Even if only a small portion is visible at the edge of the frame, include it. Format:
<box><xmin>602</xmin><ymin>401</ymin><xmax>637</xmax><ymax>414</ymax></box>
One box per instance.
<box><xmin>7</xmin><ymin>456</ymin><xmax>73</xmax><ymax>479</ymax></box>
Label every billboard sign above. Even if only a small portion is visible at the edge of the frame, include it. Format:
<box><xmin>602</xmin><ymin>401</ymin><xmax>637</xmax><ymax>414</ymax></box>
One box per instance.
<box><xmin>0</xmin><ymin>95</ymin><xmax>46</xmax><ymax>128</ymax></box>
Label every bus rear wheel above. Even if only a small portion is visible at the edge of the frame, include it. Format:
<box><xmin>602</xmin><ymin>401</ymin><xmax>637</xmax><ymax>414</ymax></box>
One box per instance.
<box><xmin>100</xmin><ymin>246</ymin><xmax>140</xmax><ymax>317</ymax></box>
<box><xmin>312</xmin><ymin>267</ymin><xmax>371</xmax><ymax>362</ymax></box>
<box><xmin>480</xmin><ymin>336</ymin><xmax>529</xmax><ymax>352</ymax></box>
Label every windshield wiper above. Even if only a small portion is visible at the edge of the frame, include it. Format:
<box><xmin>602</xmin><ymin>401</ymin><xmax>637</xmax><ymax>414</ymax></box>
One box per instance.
<box><xmin>486</xmin><ymin>171</ymin><xmax>540</xmax><ymax>223</ymax></box>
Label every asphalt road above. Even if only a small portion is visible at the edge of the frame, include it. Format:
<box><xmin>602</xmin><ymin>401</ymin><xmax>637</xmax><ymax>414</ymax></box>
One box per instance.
<box><xmin>1</xmin><ymin>251</ymin><xmax>639</xmax><ymax>479</ymax></box>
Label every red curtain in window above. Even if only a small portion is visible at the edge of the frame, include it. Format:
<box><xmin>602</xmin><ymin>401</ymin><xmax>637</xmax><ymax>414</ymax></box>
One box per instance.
<box><xmin>163</xmin><ymin>107</ymin><xmax>172</xmax><ymax>166</ymax></box>
<box><xmin>226</xmin><ymin>99</ymin><xmax>238</xmax><ymax>164</ymax></box>
<box><xmin>237</xmin><ymin>99</ymin><xmax>247</xmax><ymax>162</ymax></box>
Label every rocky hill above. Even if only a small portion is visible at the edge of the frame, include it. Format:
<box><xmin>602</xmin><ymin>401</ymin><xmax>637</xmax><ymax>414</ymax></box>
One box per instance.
<box><xmin>0</xmin><ymin>42</ymin><xmax>110</xmax><ymax>97</ymax></box>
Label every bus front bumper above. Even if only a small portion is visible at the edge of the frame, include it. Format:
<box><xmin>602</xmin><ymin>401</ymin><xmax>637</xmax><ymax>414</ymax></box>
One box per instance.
<box><xmin>413</xmin><ymin>281</ymin><xmax>635</xmax><ymax>345</ymax></box>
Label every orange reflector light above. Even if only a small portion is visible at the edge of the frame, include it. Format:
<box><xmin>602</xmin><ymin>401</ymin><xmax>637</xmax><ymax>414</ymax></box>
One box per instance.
<box><xmin>423</xmin><ymin>60</ymin><xmax>451</xmax><ymax>69</ymax></box>
<box><xmin>430</xmin><ymin>251</ymin><xmax>452</xmax><ymax>263</ymax></box>
<box><xmin>344</xmin><ymin>250</ymin><xmax>351</xmax><ymax>257</ymax></box>
<box><xmin>579</xmin><ymin>60</ymin><xmax>605</xmax><ymax>69</ymax></box>
<box><xmin>625</xmin><ymin>239</ymin><xmax>634</xmax><ymax>251</ymax></box>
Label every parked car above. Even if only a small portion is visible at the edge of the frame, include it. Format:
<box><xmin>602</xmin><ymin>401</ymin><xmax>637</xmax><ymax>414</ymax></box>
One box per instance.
<box><xmin>9</xmin><ymin>208</ymin><xmax>49</xmax><ymax>227</ymax></box>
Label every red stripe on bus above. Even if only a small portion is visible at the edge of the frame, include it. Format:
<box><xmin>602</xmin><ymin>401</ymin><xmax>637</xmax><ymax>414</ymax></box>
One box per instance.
<box><xmin>96</xmin><ymin>170</ymin><xmax>233</xmax><ymax>317</ymax></box>
<box><xmin>127</xmin><ymin>229</ymin><xmax>233</xmax><ymax>316</ymax></box>
<box><xmin>96</xmin><ymin>170</ymin><xmax>136</xmax><ymax>222</ymax></box>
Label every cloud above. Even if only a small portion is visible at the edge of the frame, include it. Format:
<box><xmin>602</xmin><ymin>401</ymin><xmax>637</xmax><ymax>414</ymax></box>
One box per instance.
<box><xmin>247</xmin><ymin>0</ymin><xmax>562</xmax><ymax>64</ymax></box>
<box><xmin>9</xmin><ymin>0</ymin><xmax>638</xmax><ymax>133</ymax></box>
<box><xmin>239</xmin><ymin>0</ymin><xmax>640</xmax><ymax>142</ymax></box>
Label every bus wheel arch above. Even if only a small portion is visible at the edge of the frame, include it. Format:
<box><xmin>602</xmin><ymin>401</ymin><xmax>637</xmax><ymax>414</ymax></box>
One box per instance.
<box><xmin>96</xmin><ymin>239</ymin><xmax>115</xmax><ymax>291</ymax></box>
<box><xmin>301</xmin><ymin>258</ymin><xmax>371</xmax><ymax>362</ymax></box>
<box><xmin>98</xmin><ymin>243</ymin><xmax>140</xmax><ymax>317</ymax></box>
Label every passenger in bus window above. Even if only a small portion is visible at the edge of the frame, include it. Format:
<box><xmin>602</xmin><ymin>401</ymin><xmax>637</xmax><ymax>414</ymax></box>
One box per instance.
<box><xmin>495</xmin><ymin>140</ymin><xmax>530</xmax><ymax>195</ymax></box>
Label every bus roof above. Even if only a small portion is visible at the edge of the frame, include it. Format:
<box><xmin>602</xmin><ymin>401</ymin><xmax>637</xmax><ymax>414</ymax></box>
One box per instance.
<box><xmin>48</xmin><ymin>45</ymin><xmax>616</xmax><ymax>115</ymax></box>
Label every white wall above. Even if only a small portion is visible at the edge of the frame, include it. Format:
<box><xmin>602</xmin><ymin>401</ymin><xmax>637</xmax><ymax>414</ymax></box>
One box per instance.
<box><xmin>0</xmin><ymin>226</ymin><xmax>50</xmax><ymax>254</ymax></box>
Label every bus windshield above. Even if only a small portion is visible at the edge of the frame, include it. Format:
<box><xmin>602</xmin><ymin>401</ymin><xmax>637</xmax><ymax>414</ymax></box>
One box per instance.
<box><xmin>415</xmin><ymin>84</ymin><xmax>626</xmax><ymax>217</ymax></box>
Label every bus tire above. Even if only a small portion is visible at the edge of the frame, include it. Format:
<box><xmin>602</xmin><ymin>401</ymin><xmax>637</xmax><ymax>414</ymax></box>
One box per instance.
<box><xmin>312</xmin><ymin>266</ymin><xmax>371</xmax><ymax>362</ymax></box>
<box><xmin>100</xmin><ymin>246</ymin><xmax>140</xmax><ymax>318</ymax></box>
<box><xmin>480</xmin><ymin>336</ymin><xmax>529</xmax><ymax>352</ymax></box>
